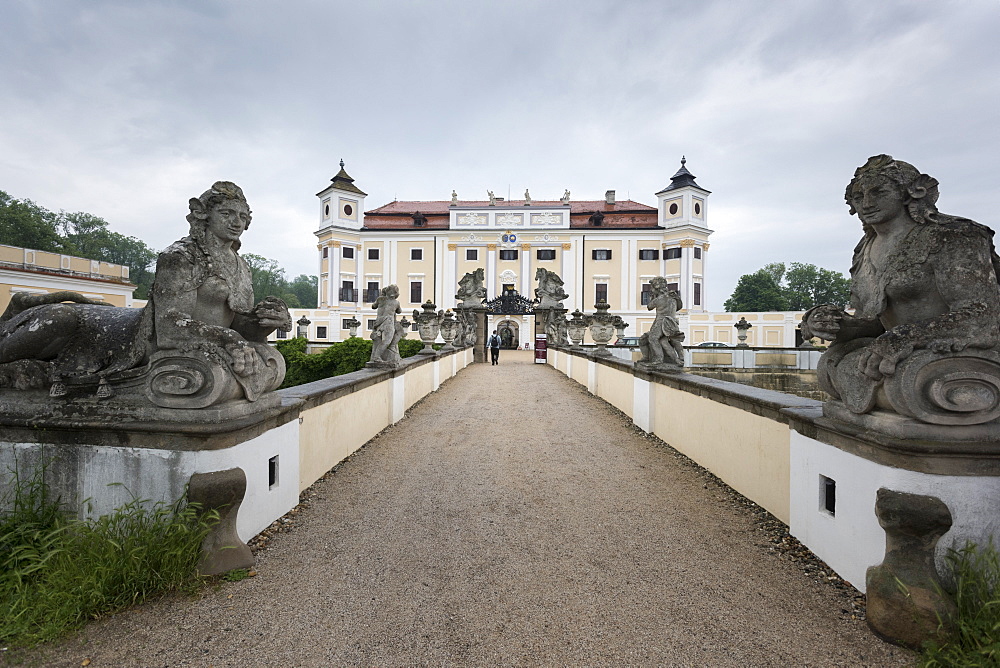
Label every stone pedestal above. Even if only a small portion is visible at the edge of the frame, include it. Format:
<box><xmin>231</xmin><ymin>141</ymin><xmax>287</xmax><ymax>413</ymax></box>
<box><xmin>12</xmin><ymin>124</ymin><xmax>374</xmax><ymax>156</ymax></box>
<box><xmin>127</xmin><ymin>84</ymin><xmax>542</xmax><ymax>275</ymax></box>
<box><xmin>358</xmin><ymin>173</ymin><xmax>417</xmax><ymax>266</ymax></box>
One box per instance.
<box><xmin>188</xmin><ymin>467</ymin><xmax>255</xmax><ymax>576</ymax></box>
<box><xmin>866</xmin><ymin>488</ymin><xmax>956</xmax><ymax>648</ymax></box>
<box><xmin>472</xmin><ymin>307</ymin><xmax>488</xmax><ymax>364</ymax></box>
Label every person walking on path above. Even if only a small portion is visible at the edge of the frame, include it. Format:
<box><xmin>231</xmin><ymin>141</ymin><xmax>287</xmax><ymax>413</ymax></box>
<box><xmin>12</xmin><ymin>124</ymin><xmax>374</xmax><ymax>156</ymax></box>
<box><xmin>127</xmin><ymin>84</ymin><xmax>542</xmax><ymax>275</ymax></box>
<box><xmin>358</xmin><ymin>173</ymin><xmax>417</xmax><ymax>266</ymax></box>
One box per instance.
<box><xmin>488</xmin><ymin>329</ymin><xmax>501</xmax><ymax>365</ymax></box>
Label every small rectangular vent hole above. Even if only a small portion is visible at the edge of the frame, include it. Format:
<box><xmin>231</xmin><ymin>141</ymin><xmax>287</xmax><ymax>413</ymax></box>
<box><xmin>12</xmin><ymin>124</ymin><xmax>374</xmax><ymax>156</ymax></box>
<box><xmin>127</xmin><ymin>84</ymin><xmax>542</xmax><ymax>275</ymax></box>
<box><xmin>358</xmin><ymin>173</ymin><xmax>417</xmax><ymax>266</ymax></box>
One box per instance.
<box><xmin>820</xmin><ymin>475</ymin><xmax>836</xmax><ymax>516</ymax></box>
<box><xmin>269</xmin><ymin>455</ymin><xmax>279</xmax><ymax>489</ymax></box>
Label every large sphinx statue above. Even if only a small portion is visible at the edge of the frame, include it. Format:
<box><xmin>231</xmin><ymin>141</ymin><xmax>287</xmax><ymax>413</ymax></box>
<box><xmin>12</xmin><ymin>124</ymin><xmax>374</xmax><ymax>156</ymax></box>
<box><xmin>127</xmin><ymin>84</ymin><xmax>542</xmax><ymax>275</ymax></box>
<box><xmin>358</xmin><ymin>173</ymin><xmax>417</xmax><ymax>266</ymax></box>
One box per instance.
<box><xmin>535</xmin><ymin>267</ymin><xmax>569</xmax><ymax>309</ymax></box>
<box><xmin>0</xmin><ymin>181</ymin><xmax>292</xmax><ymax>414</ymax></box>
<box><xmin>801</xmin><ymin>155</ymin><xmax>1000</xmax><ymax>437</ymax></box>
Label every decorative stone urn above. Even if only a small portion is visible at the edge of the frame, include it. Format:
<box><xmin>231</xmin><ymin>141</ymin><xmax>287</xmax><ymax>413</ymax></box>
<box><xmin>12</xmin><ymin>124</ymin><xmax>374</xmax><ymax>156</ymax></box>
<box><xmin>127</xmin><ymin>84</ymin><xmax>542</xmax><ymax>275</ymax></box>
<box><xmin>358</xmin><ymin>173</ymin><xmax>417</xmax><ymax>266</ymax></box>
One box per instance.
<box><xmin>412</xmin><ymin>300</ymin><xmax>443</xmax><ymax>354</ymax></box>
<box><xmin>588</xmin><ymin>301</ymin><xmax>616</xmax><ymax>357</ymax></box>
<box><xmin>343</xmin><ymin>316</ymin><xmax>360</xmax><ymax>338</ymax></box>
<box><xmin>296</xmin><ymin>316</ymin><xmax>311</xmax><ymax>339</ymax></box>
<box><xmin>734</xmin><ymin>317</ymin><xmax>752</xmax><ymax>348</ymax></box>
<box><xmin>399</xmin><ymin>316</ymin><xmax>411</xmax><ymax>338</ymax></box>
<box><xmin>439</xmin><ymin>311</ymin><xmax>459</xmax><ymax>351</ymax></box>
<box><xmin>611</xmin><ymin>315</ymin><xmax>629</xmax><ymax>340</ymax></box>
<box><xmin>566</xmin><ymin>309</ymin><xmax>590</xmax><ymax>349</ymax></box>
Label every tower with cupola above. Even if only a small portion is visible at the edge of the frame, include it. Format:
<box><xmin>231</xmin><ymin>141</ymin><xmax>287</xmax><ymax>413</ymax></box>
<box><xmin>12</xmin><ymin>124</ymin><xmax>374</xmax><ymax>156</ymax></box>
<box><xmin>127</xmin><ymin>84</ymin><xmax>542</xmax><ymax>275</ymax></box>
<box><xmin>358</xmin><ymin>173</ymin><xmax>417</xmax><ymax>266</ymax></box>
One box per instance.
<box><xmin>654</xmin><ymin>157</ymin><xmax>713</xmax><ymax>312</ymax></box>
<box><xmin>315</xmin><ymin>160</ymin><xmax>367</xmax><ymax>310</ymax></box>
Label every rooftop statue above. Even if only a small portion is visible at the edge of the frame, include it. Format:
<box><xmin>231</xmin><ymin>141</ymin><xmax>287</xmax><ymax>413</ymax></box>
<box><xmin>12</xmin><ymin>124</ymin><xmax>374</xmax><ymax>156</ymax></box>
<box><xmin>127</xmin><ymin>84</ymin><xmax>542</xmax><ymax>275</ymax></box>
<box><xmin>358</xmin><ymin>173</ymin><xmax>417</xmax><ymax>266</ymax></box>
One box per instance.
<box><xmin>455</xmin><ymin>268</ymin><xmax>487</xmax><ymax>308</ymax></box>
<box><xmin>0</xmin><ymin>181</ymin><xmax>292</xmax><ymax>412</ymax></box>
<box><xmin>534</xmin><ymin>267</ymin><xmax>569</xmax><ymax>309</ymax></box>
<box><xmin>801</xmin><ymin>155</ymin><xmax>1000</xmax><ymax>434</ymax></box>
<box><xmin>638</xmin><ymin>276</ymin><xmax>685</xmax><ymax>370</ymax></box>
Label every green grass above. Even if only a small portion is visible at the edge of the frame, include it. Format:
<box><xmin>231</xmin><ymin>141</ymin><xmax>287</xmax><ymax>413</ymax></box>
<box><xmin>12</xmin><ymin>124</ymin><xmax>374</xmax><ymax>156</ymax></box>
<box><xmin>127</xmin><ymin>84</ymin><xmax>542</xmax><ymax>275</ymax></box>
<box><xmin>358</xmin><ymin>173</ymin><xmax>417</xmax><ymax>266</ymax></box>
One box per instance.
<box><xmin>276</xmin><ymin>335</ymin><xmax>444</xmax><ymax>388</ymax></box>
<box><xmin>221</xmin><ymin>567</ymin><xmax>251</xmax><ymax>582</ymax></box>
<box><xmin>0</xmin><ymin>465</ymin><xmax>217</xmax><ymax>647</ymax></box>
<box><xmin>921</xmin><ymin>540</ymin><xmax>1000</xmax><ymax>666</ymax></box>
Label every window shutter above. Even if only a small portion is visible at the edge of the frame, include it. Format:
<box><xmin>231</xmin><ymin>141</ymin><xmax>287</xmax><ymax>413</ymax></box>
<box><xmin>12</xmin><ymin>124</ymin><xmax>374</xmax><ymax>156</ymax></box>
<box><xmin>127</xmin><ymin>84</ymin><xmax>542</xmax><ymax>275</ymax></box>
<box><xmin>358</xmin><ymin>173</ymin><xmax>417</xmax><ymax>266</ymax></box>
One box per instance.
<box><xmin>592</xmin><ymin>249</ymin><xmax>598</xmax><ymax>260</ymax></box>
<box><xmin>607</xmin><ymin>249</ymin><xmax>613</xmax><ymax>260</ymax></box>
<box><xmin>653</xmin><ymin>249</ymin><xmax>660</xmax><ymax>260</ymax></box>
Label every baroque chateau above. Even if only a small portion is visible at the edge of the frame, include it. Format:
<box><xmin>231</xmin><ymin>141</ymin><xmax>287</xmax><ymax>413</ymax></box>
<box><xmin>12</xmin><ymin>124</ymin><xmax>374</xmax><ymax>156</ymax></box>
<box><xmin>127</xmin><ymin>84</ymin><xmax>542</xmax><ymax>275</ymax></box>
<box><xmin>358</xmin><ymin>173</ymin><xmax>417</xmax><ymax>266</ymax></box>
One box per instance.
<box><xmin>282</xmin><ymin>159</ymin><xmax>803</xmax><ymax>348</ymax></box>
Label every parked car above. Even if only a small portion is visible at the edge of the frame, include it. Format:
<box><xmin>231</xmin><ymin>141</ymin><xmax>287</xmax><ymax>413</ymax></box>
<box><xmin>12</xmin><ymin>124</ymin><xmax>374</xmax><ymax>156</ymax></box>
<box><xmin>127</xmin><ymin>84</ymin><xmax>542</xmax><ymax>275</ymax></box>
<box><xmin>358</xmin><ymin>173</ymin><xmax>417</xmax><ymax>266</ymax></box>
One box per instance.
<box><xmin>696</xmin><ymin>341</ymin><xmax>729</xmax><ymax>347</ymax></box>
<box><xmin>613</xmin><ymin>336</ymin><xmax>641</xmax><ymax>346</ymax></box>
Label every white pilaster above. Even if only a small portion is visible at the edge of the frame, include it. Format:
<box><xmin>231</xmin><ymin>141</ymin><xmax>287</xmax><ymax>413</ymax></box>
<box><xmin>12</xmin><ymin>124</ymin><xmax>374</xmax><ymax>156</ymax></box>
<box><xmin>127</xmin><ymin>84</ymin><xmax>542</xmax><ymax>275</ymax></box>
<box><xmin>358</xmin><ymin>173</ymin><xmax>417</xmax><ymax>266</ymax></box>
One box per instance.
<box><xmin>486</xmin><ymin>246</ymin><xmax>497</xmax><ymax>297</ymax></box>
<box><xmin>520</xmin><ymin>246</ymin><xmax>531</xmax><ymax>296</ymax></box>
<box><xmin>444</xmin><ymin>245</ymin><xmax>457</xmax><ymax>310</ymax></box>
<box><xmin>680</xmin><ymin>246</ymin><xmax>692</xmax><ymax>309</ymax></box>
<box><xmin>331</xmin><ymin>250</ymin><xmax>341</xmax><ymax>306</ymax></box>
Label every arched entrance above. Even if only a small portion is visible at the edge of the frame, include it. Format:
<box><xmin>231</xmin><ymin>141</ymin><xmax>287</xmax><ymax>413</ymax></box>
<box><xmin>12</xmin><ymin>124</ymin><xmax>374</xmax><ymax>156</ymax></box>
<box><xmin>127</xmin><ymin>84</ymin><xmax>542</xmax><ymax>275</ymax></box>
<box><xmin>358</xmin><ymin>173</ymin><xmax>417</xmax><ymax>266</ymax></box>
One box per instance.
<box><xmin>496</xmin><ymin>318</ymin><xmax>519</xmax><ymax>349</ymax></box>
<box><xmin>483</xmin><ymin>288</ymin><xmax>536</xmax><ymax>350</ymax></box>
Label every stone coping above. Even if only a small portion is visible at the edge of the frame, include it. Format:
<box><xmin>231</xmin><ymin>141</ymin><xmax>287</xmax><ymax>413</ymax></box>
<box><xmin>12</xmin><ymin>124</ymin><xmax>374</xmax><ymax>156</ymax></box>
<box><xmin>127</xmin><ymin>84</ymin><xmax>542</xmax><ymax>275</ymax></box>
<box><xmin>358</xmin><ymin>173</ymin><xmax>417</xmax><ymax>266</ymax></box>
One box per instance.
<box><xmin>0</xmin><ymin>347</ymin><xmax>469</xmax><ymax>452</ymax></box>
<box><xmin>554</xmin><ymin>346</ymin><xmax>1000</xmax><ymax>477</ymax></box>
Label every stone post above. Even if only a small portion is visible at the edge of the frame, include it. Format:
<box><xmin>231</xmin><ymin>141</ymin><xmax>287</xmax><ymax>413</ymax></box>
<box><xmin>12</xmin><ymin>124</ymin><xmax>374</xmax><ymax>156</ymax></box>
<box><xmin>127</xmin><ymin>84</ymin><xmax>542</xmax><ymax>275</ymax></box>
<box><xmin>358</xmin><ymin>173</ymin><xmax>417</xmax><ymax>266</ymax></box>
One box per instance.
<box><xmin>472</xmin><ymin>306</ymin><xmax>488</xmax><ymax>363</ymax></box>
<box><xmin>866</xmin><ymin>488</ymin><xmax>956</xmax><ymax>648</ymax></box>
<box><xmin>187</xmin><ymin>467</ymin><xmax>254</xmax><ymax>576</ymax></box>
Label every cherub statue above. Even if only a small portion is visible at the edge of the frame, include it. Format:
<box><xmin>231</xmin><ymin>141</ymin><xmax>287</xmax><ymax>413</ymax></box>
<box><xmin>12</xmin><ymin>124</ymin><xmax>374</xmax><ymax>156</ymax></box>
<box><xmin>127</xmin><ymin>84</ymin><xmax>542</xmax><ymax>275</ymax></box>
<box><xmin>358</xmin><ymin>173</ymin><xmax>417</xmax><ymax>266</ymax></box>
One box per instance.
<box><xmin>637</xmin><ymin>277</ymin><xmax>685</xmax><ymax>368</ymax></box>
<box><xmin>368</xmin><ymin>285</ymin><xmax>404</xmax><ymax>367</ymax></box>
<box><xmin>560</xmin><ymin>189</ymin><xmax>571</xmax><ymax>204</ymax></box>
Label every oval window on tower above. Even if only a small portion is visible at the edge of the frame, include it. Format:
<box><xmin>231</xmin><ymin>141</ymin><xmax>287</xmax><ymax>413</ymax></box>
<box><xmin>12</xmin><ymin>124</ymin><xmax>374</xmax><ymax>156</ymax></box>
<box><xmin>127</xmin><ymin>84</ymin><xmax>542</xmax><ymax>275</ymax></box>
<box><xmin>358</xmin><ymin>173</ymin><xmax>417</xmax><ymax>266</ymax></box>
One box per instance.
<box><xmin>694</xmin><ymin>202</ymin><xmax>702</xmax><ymax>215</ymax></box>
<box><xmin>669</xmin><ymin>202</ymin><xmax>678</xmax><ymax>215</ymax></box>
<box><xmin>324</xmin><ymin>204</ymin><xmax>330</xmax><ymax>216</ymax></box>
<box><xmin>344</xmin><ymin>204</ymin><xmax>354</xmax><ymax>216</ymax></box>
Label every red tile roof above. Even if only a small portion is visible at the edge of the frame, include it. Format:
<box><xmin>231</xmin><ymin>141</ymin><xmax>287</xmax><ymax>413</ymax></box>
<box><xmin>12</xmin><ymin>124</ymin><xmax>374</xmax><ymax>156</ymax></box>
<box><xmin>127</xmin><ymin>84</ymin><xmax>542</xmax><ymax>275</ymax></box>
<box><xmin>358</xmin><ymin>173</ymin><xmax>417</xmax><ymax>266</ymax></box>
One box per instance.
<box><xmin>366</xmin><ymin>199</ymin><xmax>655</xmax><ymax>215</ymax></box>
<box><xmin>362</xmin><ymin>199</ymin><xmax>660</xmax><ymax>230</ymax></box>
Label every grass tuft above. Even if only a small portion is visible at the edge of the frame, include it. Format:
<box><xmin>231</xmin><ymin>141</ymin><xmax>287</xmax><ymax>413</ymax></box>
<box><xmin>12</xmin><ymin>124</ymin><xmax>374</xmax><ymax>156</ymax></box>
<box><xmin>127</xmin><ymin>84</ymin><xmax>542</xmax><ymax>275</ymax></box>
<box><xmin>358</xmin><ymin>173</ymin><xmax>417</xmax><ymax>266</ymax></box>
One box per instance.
<box><xmin>921</xmin><ymin>540</ymin><xmax>1000</xmax><ymax>667</ymax></box>
<box><xmin>0</xmin><ymin>463</ymin><xmax>218</xmax><ymax>647</ymax></box>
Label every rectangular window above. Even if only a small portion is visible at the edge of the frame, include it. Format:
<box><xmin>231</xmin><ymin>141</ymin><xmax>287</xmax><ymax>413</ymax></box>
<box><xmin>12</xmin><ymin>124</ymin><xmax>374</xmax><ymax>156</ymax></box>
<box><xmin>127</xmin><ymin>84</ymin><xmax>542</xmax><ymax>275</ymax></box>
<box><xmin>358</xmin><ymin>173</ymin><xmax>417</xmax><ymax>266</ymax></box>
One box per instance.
<box><xmin>640</xmin><ymin>283</ymin><xmax>652</xmax><ymax>306</ymax></box>
<box><xmin>342</xmin><ymin>318</ymin><xmax>354</xmax><ymax>330</ymax></box>
<box><xmin>595</xmin><ymin>283</ymin><xmax>608</xmax><ymax>304</ymax></box>
<box><xmin>411</xmin><ymin>248</ymin><xmax>423</xmax><ymax>261</ymax></box>
<box><xmin>368</xmin><ymin>248</ymin><xmax>380</xmax><ymax>260</ymax></box>
<box><xmin>364</xmin><ymin>281</ymin><xmax>380</xmax><ymax>303</ymax></box>
<box><xmin>322</xmin><ymin>247</ymin><xmax>329</xmax><ymax>258</ymax></box>
<box><xmin>499</xmin><ymin>249</ymin><xmax>518</xmax><ymax>261</ymax></box>
<box><xmin>410</xmin><ymin>281</ymin><xmax>422</xmax><ymax>304</ymax></box>
<box><xmin>537</xmin><ymin>249</ymin><xmax>556</xmax><ymax>261</ymax></box>
<box><xmin>466</xmin><ymin>248</ymin><xmax>478</xmax><ymax>261</ymax></box>
<box><xmin>639</xmin><ymin>249</ymin><xmax>659</xmax><ymax>261</ymax></box>
<box><xmin>664</xmin><ymin>247</ymin><xmax>682</xmax><ymax>260</ymax></box>
<box><xmin>342</xmin><ymin>246</ymin><xmax>354</xmax><ymax>259</ymax></box>
<box><xmin>316</xmin><ymin>326</ymin><xmax>328</xmax><ymax>339</ymax></box>
<box><xmin>367</xmin><ymin>319</ymin><xmax>376</xmax><ymax>331</ymax></box>
<box><xmin>694</xmin><ymin>282</ymin><xmax>702</xmax><ymax>306</ymax></box>
<box><xmin>592</xmin><ymin>249</ymin><xmax>612</xmax><ymax>261</ymax></box>
<box><xmin>667</xmin><ymin>282</ymin><xmax>679</xmax><ymax>294</ymax></box>
<box><xmin>276</xmin><ymin>328</ymin><xmax>287</xmax><ymax>339</ymax></box>
<box><xmin>339</xmin><ymin>280</ymin><xmax>356</xmax><ymax>302</ymax></box>
<box><xmin>694</xmin><ymin>247</ymin><xmax>702</xmax><ymax>259</ymax></box>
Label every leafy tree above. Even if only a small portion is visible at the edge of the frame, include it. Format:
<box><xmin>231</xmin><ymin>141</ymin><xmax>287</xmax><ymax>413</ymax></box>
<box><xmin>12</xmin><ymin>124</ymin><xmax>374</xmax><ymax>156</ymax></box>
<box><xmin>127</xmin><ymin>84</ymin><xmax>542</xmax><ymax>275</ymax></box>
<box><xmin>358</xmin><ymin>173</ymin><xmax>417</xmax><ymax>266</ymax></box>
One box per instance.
<box><xmin>61</xmin><ymin>212</ymin><xmax>157</xmax><ymax>299</ymax></box>
<box><xmin>783</xmin><ymin>262</ymin><xmax>851</xmax><ymax>310</ymax></box>
<box><xmin>724</xmin><ymin>269</ymin><xmax>788</xmax><ymax>311</ymax></box>
<box><xmin>288</xmin><ymin>274</ymin><xmax>318</xmax><ymax>308</ymax></box>
<box><xmin>0</xmin><ymin>191</ymin><xmax>68</xmax><ymax>253</ymax></box>
<box><xmin>242</xmin><ymin>253</ymin><xmax>301</xmax><ymax>307</ymax></box>
<box><xmin>724</xmin><ymin>262</ymin><xmax>850</xmax><ymax>312</ymax></box>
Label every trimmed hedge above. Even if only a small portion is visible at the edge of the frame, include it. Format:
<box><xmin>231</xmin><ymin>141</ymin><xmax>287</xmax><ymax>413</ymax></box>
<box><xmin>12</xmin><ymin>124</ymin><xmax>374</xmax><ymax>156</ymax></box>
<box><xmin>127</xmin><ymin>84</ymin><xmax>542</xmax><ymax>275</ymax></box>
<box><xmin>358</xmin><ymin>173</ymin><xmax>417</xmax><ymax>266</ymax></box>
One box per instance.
<box><xmin>275</xmin><ymin>337</ymin><xmax>435</xmax><ymax>388</ymax></box>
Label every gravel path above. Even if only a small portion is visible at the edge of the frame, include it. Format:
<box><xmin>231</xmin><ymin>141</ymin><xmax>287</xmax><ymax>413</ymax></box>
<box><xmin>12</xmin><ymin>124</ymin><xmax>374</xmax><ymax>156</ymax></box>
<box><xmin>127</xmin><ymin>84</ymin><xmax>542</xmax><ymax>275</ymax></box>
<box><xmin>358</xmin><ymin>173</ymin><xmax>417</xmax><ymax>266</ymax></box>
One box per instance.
<box><xmin>17</xmin><ymin>351</ymin><xmax>913</xmax><ymax>666</ymax></box>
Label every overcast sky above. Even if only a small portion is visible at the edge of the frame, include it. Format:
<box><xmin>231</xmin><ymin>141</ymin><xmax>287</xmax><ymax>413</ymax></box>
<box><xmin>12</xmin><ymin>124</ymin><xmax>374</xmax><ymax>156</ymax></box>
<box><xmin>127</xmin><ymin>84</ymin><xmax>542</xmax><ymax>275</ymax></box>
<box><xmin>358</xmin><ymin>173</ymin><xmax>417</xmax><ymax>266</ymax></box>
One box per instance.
<box><xmin>2</xmin><ymin>0</ymin><xmax>998</xmax><ymax>310</ymax></box>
